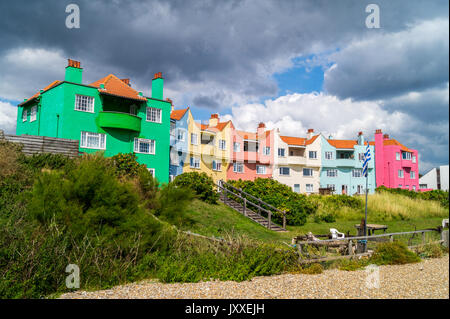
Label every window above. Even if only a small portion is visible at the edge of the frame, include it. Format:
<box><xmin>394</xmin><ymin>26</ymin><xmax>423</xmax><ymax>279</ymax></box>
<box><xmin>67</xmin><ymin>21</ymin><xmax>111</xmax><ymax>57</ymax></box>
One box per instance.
<box><xmin>279</xmin><ymin>167</ymin><xmax>290</xmax><ymax>176</ymax></box>
<box><xmin>278</xmin><ymin>148</ymin><xmax>285</xmax><ymax>157</ymax></box>
<box><xmin>396</xmin><ymin>152</ymin><xmax>401</xmax><ymax>160</ymax></box>
<box><xmin>30</xmin><ymin>106</ymin><xmax>37</xmax><ymax>122</ymax></box>
<box><xmin>262</xmin><ymin>146</ymin><xmax>271</xmax><ymax>155</ymax></box>
<box><xmin>169</xmin><ymin>175</ymin><xmax>174</xmax><ymax>182</ymax></box>
<box><xmin>402</xmin><ymin>152</ymin><xmax>412</xmax><ymax>160</ymax></box>
<box><xmin>412</xmin><ymin>155</ymin><xmax>416</xmax><ymax>163</ymax></box>
<box><xmin>410</xmin><ymin>171</ymin><xmax>416</xmax><ymax>179</ymax></box>
<box><xmin>134</xmin><ymin>138</ymin><xmax>155</xmax><ymax>154</ymax></box>
<box><xmin>130</xmin><ymin>105</ymin><xmax>137</xmax><ymax>115</ymax></box>
<box><xmin>190</xmin><ymin>133</ymin><xmax>198</xmax><ymax>145</ymax></box>
<box><xmin>219</xmin><ymin>139</ymin><xmax>226</xmax><ymax>150</ymax></box>
<box><xmin>405</xmin><ymin>185</ymin><xmax>409</xmax><ymax>189</ymax></box>
<box><xmin>22</xmin><ymin>109</ymin><xmax>27</xmax><ymax>122</ymax></box>
<box><xmin>233</xmin><ymin>162</ymin><xmax>244</xmax><ymax>173</ymax></box>
<box><xmin>80</xmin><ymin>131</ymin><xmax>106</xmax><ymax>150</ymax></box>
<box><xmin>147</xmin><ymin>168</ymin><xmax>155</xmax><ymax>178</ymax></box>
<box><xmin>293</xmin><ymin>184</ymin><xmax>300</xmax><ymax>193</ymax></box>
<box><xmin>352</xmin><ymin>169</ymin><xmax>362</xmax><ymax>178</ymax></box>
<box><xmin>413</xmin><ymin>185</ymin><xmax>416</xmax><ymax>191</ymax></box>
<box><xmin>233</xmin><ymin>142</ymin><xmax>240</xmax><ymax>152</ymax></box>
<box><xmin>327</xmin><ymin>169</ymin><xmax>338</xmax><ymax>177</ymax></box>
<box><xmin>327</xmin><ymin>184</ymin><xmax>336</xmax><ymax>192</ymax></box>
<box><xmin>170</xmin><ymin>122</ymin><xmax>176</xmax><ymax>136</ymax></box>
<box><xmin>177</xmin><ymin>130</ymin><xmax>186</xmax><ymax>141</ymax></box>
<box><xmin>212</xmin><ymin>160</ymin><xmax>222</xmax><ymax>171</ymax></box>
<box><xmin>75</xmin><ymin>95</ymin><xmax>94</xmax><ymax>112</ymax></box>
<box><xmin>358</xmin><ymin>153</ymin><xmax>365</xmax><ymax>161</ymax></box>
<box><xmin>398</xmin><ymin>169</ymin><xmax>404</xmax><ymax>178</ymax></box>
<box><xmin>398</xmin><ymin>184</ymin><xmax>402</xmax><ymax>188</ymax></box>
<box><xmin>190</xmin><ymin>157</ymin><xmax>200</xmax><ymax>169</ymax></box>
<box><xmin>325</xmin><ymin>151</ymin><xmax>333</xmax><ymax>160</ymax></box>
<box><xmin>306</xmin><ymin>184</ymin><xmax>314</xmax><ymax>193</ymax></box>
<box><xmin>303</xmin><ymin>168</ymin><xmax>313</xmax><ymax>177</ymax></box>
<box><xmin>256</xmin><ymin>165</ymin><xmax>266</xmax><ymax>175</ymax></box>
<box><xmin>309</xmin><ymin>151</ymin><xmax>317</xmax><ymax>159</ymax></box>
<box><xmin>146</xmin><ymin>107</ymin><xmax>162</xmax><ymax>123</ymax></box>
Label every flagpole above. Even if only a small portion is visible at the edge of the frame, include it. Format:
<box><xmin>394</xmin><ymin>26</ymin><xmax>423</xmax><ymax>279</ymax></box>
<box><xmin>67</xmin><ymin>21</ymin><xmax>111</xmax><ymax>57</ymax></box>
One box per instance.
<box><xmin>364</xmin><ymin>171</ymin><xmax>368</xmax><ymax>252</ymax></box>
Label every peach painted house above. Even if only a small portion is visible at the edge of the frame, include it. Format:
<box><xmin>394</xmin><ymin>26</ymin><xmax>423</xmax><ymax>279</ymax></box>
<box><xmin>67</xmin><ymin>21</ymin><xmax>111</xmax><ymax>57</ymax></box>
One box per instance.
<box><xmin>373</xmin><ymin>129</ymin><xmax>420</xmax><ymax>191</ymax></box>
<box><xmin>273</xmin><ymin>129</ymin><xmax>321</xmax><ymax>194</ymax></box>
<box><xmin>227</xmin><ymin>123</ymin><xmax>274</xmax><ymax>181</ymax></box>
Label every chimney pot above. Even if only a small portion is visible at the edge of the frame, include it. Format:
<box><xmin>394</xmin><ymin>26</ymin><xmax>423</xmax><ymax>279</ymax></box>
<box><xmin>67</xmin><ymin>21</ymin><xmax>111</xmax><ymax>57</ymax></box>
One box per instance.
<box><xmin>153</xmin><ymin>72</ymin><xmax>163</xmax><ymax>79</ymax></box>
<box><xmin>307</xmin><ymin>129</ymin><xmax>314</xmax><ymax>133</ymax></box>
<box><xmin>358</xmin><ymin>131</ymin><xmax>363</xmax><ymax>136</ymax></box>
<box><xmin>211</xmin><ymin>113</ymin><xmax>219</xmax><ymax>119</ymax></box>
<box><xmin>383</xmin><ymin>134</ymin><xmax>390</xmax><ymax>140</ymax></box>
<box><xmin>67</xmin><ymin>59</ymin><xmax>81</xmax><ymax>69</ymax></box>
<box><xmin>166</xmin><ymin>98</ymin><xmax>173</xmax><ymax>105</ymax></box>
<box><xmin>121</xmin><ymin>78</ymin><xmax>130</xmax><ymax>86</ymax></box>
<box><xmin>258</xmin><ymin>122</ymin><xmax>265</xmax><ymax>129</ymax></box>
<box><xmin>375</xmin><ymin>129</ymin><xmax>382</xmax><ymax>134</ymax></box>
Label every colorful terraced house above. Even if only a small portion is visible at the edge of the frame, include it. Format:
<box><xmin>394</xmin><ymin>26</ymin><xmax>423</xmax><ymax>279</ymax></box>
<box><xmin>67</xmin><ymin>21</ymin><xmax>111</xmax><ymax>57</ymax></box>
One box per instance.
<box><xmin>16</xmin><ymin>59</ymin><xmax>171</xmax><ymax>183</ymax></box>
<box><xmin>373</xmin><ymin>129</ymin><xmax>419</xmax><ymax>191</ymax></box>
<box><xmin>320</xmin><ymin>131</ymin><xmax>376</xmax><ymax>195</ymax></box>
<box><xmin>227</xmin><ymin>122</ymin><xmax>275</xmax><ymax>181</ymax></box>
<box><xmin>183</xmin><ymin>113</ymin><xmax>233</xmax><ymax>183</ymax></box>
<box><xmin>169</xmin><ymin>105</ymin><xmax>190</xmax><ymax>181</ymax></box>
<box><xmin>272</xmin><ymin>129</ymin><xmax>321</xmax><ymax>193</ymax></box>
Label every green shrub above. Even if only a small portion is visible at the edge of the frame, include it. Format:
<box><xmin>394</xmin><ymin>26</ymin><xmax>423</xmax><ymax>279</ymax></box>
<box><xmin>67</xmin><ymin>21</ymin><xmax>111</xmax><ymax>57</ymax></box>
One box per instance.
<box><xmin>227</xmin><ymin>178</ymin><xmax>317</xmax><ymax>226</ymax></box>
<box><xmin>370</xmin><ymin>241</ymin><xmax>421</xmax><ymax>265</ymax></box>
<box><xmin>111</xmin><ymin>152</ymin><xmax>146</xmax><ymax>178</ymax></box>
<box><xmin>415</xmin><ymin>243</ymin><xmax>447</xmax><ymax>259</ymax></box>
<box><xmin>19</xmin><ymin>153</ymin><xmax>74</xmax><ymax>171</ymax></box>
<box><xmin>173</xmin><ymin>172</ymin><xmax>219</xmax><ymax>204</ymax></box>
<box><xmin>155</xmin><ymin>183</ymin><xmax>195</xmax><ymax>226</ymax></box>
<box><xmin>296</xmin><ymin>263</ymin><xmax>323</xmax><ymax>274</ymax></box>
<box><xmin>337</xmin><ymin>258</ymin><xmax>369</xmax><ymax>271</ymax></box>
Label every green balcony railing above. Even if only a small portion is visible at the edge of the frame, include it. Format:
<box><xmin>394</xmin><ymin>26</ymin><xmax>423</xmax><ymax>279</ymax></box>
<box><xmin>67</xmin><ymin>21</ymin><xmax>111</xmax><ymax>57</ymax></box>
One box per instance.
<box><xmin>98</xmin><ymin>111</ymin><xmax>141</xmax><ymax>132</ymax></box>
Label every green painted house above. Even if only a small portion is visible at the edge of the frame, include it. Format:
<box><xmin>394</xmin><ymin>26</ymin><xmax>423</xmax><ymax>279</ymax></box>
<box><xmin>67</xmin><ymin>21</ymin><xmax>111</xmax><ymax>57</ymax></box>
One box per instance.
<box><xmin>16</xmin><ymin>59</ymin><xmax>171</xmax><ymax>183</ymax></box>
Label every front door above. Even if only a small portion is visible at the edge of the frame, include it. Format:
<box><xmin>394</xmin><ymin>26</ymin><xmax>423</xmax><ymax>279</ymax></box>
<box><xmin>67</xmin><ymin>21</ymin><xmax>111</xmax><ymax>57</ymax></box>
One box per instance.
<box><xmin>342</xmin><ymin>185</ymin><xmax>348</xmax><ymax>195</ymax></box>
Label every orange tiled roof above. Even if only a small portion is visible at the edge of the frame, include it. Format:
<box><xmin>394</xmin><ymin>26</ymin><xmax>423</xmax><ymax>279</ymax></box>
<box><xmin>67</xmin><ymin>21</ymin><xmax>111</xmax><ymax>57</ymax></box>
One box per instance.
<box><xmin>90</xmin><ymin>74</ymin><xmax>147</xmax><ymax>101</ymax></box>
<box><xmin>20</xmin><ymin>80</ymin><xmax>62</xmax><ymax>106</ymax></box>
<box><xmin>170</xmin><ymin>108</ymin><xmax>188</xmax><ymax>120</ymax></box>
<box><xmin>306</xmin><ymin>134</ymin><xmax>320</xmax><ymax>145</ymax></box>
<box><xmin>196</xmin><ymin>120</ymin><xmax>233</xmax><ymax>132</ymax></box>
<box><xmin>237</xmin><ymin>130</ymin><xmax>257</xmax><ymax>140</ymax></box>
<box><xmin>328</xmin><ymin>139</ymin><xmax>358</xmax><ymax>149</ymax></box>
<box><xmin>280</xmin><ymin>136</ymin><xmax>306</xmax><ymax>146</ymax></box>
<box><xmin>384</xmin><ymin>139</ymin><xmax>411</xmax><ymax>152</ymax></box>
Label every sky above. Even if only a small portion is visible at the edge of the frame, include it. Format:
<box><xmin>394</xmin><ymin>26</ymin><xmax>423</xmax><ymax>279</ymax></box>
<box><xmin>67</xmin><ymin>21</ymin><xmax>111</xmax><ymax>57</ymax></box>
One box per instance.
<box><xmin>0</xmin><ymin>0</ymin><xmax>448</xmax><ymax>174</ymax></box>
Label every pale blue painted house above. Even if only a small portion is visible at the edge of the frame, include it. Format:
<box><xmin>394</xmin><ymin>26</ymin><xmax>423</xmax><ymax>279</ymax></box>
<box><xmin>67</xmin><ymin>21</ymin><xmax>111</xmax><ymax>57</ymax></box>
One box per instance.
<box><xmin>169</xmin><ymin>107</ymin><xmax>190</xmax><ymax>181</ymax></box>
<box><xmin>320</xmin><ymin>132</ymin><xmax>375</xmax><ymax>195</ymax></box>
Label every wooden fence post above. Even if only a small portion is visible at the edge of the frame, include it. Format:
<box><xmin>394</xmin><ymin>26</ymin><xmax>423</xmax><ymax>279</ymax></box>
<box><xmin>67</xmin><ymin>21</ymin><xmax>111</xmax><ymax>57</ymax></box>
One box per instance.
<box><xmin>283</xmin><ymin>213</ymin><xmax>286</xmax><ymax>230</ymax></box>
<box><xmin>390</xmin><ymin>235</ymin><xmax>394</xmax><ymax>242</ymax></box>
<box><xmin>268</xmin><ymin>212</ymin><xmax>271</xmax><ymax>229</ymax></box>
<box><xmin>243</xmin><ymin>198</ymin><xmax>247</xmax><ymax>216</ymax></box>
<box><xmin>422</xmin><ymin>231</ymin><xmax>426</xmax><ymax>245</ymax></box>
<box><xmin>348</xmin><ymin>240</ymin><xmax>353</xmax><ymax>256</ymax></box>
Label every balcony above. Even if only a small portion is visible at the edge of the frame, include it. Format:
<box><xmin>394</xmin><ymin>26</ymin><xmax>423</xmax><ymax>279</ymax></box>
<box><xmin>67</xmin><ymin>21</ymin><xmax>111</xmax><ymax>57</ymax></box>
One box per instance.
<box><xmin>402</xmin><ymin>160</ymin><xmax>412</xmax><ymax>168</ymax></box>
<box><xmin>287</xmin><ymin>156</ymin><xmax>306</xmax><ymax>165</ymax></box>
<box><xmin>98</xmin><ymin>111</ymin><xmax>141</xmax><ymax>132</ymax></box>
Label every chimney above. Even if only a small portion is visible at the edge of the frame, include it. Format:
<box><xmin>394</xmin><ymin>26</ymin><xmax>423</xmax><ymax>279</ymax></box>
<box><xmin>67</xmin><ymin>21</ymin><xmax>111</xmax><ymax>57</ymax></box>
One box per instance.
<box><xmin>257</xmin><ymin>122</ymin><xmax>266</xmax><ymax>138</ymax></box>
<box><xmin>307</xmin><ymin>128</ymin><xmax>314</xmax><ymax>140</ymax></box>
<box><xmin>383</xmin><ymin>134</ymin><xmax>390</xmax><ymax>140</ymax></box>
<box><xmin>357</xmin><ymin>131</ymin><xmax>364</xmax><ymax>145</ymax></box>
<box><xmin>65</xmin><ymin>59</ymin><xmax>83</xmax><ymax>84</ymax></box>
<box><xmin>121</xmin><ymin>78</ymin><xmax>130</xmax><ymax>86</ymax></box>
<box><xmin>374</xmin><ymin>129</ymin><xmax>384</xmax><ymax>187</ymax></box>
<box><xmin>166</xmin><ymin>98</ymin><xmax>173</xmax><ymax>112</ymax></box>
<box><xmin>151</xmin><ymin>72</ymin><xmax>164</xmax><ymax>100</ymax></box>
<box><xmin>209</xmin><ymin>113</ymin><xmax>219</xmax><ymax>127</ymax></box>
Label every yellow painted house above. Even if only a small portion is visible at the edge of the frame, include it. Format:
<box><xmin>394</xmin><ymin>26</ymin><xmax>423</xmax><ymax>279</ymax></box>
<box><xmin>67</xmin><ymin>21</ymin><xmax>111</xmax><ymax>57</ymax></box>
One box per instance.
<box><xmin>183</xmin><ymin>113</ymin><xmax>234</xmax><ymax>183</ymax></box>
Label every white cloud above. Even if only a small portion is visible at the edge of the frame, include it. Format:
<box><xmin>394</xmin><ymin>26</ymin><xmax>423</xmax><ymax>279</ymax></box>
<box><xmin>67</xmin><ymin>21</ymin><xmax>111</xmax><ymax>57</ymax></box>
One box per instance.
<box><xmin>0</xmin><ymin>101</ymin><xmax>17</xmax><ymax>134</ymax></box>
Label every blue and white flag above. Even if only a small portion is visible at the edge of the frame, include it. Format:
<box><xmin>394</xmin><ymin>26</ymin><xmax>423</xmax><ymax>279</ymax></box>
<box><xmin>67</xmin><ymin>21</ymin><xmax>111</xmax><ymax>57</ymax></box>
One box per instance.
<box><xmin>362</xmin><ymin>144</ymin><xmax>371</xmax><ymax>177</ymax></box>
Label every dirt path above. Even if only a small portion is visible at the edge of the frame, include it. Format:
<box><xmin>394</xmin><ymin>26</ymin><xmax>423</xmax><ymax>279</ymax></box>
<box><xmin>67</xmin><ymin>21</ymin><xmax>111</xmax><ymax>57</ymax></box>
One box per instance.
<box><xmin>60</xmin><ymin>255</ymin><xmax>449</xmax><ymax>299</ymax></box>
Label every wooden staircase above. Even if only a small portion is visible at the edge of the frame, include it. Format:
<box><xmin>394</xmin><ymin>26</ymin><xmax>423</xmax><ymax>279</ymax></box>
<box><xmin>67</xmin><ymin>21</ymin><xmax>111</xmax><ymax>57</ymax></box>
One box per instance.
<box><xmin>217</xmin><ymin>181</ymin><xmax>287</xmax><ymax>232</ymax></box>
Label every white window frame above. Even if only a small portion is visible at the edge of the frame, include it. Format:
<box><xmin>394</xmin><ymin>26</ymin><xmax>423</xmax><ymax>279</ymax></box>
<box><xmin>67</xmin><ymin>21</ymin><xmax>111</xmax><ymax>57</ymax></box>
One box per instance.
<box><xmin>412</xmin><ymin>155</ymin><xmax>416</xmax><ymax>163</ymax></box>
<box><xmin>402</xmin><ymin>152</ymin><xmax>412</xmax><ymax>160</ymax></box>
<box><xmin>262</xmin><ymin>146</ymin><xmax>271</xmax><ymax>155</ymax></box>
<box><xmin>177</xmin><ymin>129</ymin><xmax>186</xmax><ymax>142</ymax></box>
<box><xmin>147</xmin><ymin>168</ymin><xmax>155</xmax><ymax>178</ymax></box>
<box><xmin>279</xmin><ymin>167</ymin><xmax>290</xmax><ymax>176</ymax></box>
<box><xmin>80</xmin><ymin>131</ymin><xmax>106</xmax><ymax>150</ymax></box>
<box><xmin>325</xmin><ymin>151</ymin><xmax>333</xmax><ymax>160</ymax></box>
<box><xmin>75</xmin><ymin>94</ymin><xmax>95</xmax><ymax>113</ymax></box>
<box><xmin>327</xmin><ymin>184</ymin><xmax>336</xmax><ymax>192</ymax></box>
<box><xmin>233</xmin><ymin>142</ymin><xmax>241</xmax><ymax>152</ymax></box>
<box><xmin>358</xmin><ymin>153</ymin><xmax>365</xmax><ymax>161</ymax></box>
<box><xmin>412</xmin><ymin>185</ymin><xmax>416</xmax><ymax>191</ymax></box>
<box><xmin>303</xmin><ymin>168</ymin><xmax>313</xmax><ymax>177</ymax></box>
<box><xmin>146</xmin><ymin>107</ymin><xmax>162</xmax><ymax>123</ymax></box>
<box><xmin>212</xmin><ymin>160</ymin><xmax>222</xmax><ymax>171</ymax></box>
<box><xmin>306</xmin><ymin>184</ymin><xmax>314</xmax><ymax>193</ymax></box>
<box><xmin>22</xmin><ymin>109</ymin><xmax>27</xmax><ymax>122</ymax></box>
<box><xmin>410</xmin><ymin>171</ymin><xmax>415</xmax><ymax>179</ymax></box>
<box><xmin>398</xmin><ymin>169</ymin><xmax>404</xmax><ymax>178</ymax></box>
<box><xmin>134</xmin><ymin>138</ymin><xmax>156</xmax><ymax>154</ymax></box>
<box><xmin>190</xmin><ymin>133</ymin><xmax>198</xmax><ymax>145</ymax></box>
<box><xmin>396</xmin><ymin>152</ymin><xmax>401</xmax><ymax>161</ymax></box>
<box><xmin>169</xmin><ymin>175</ymin><xmax>174</xmax><ymax>182</ymax></box>
<box><xmin>398</xmin><ymin>184</ymin><xmax>402</xmax><ymax>188</ymax></box>
<box><xmin>256</xmin><ymin>165</ymin><xmax>266</xmax><ymax>175</ymax></box>
<box><xmin>170</xmin><ymin>122</ymin><xmax>176</xmax><ymax>137</ymax></box>
<box><xmin>327</xmin><ymin>169</ymin><xmax>338</xmax><ymax>177</ymax></box>
<box><xmin>30</xmin><ymin>106</ymin><xmax>37</xmax><ymax>122</ymax></box>
<box><xmin>219</xmin><ymin>139</ymin><xmax>226</xmax><ymax>150</ymax></box>
<box><xmin>293</xmin><ymin>184</ymin><xmax>300</xmax><ymax>193</ymax></box>
<box><xmin>278</xmin><ymin>148</ymin><xmax>286</xmax><ymax>157</ymax></box>
<box><xmin>352</xmin><ymin>169</ymin><xmax>362</xmax><ymax>178</ymax></box>
<box><xmin>233</xmin><ymin>162</ymin><xmax>244</xmax><ymax>173</ymax></box>
<box><xmin>309</xmin><ymin>151</ymin><xmax>317</xmax><ymax>159</ymax></box>
<box><xmin>190</xmin><ymin>156</ymin><xmax>200</xmax><ymax>169</ymax></box>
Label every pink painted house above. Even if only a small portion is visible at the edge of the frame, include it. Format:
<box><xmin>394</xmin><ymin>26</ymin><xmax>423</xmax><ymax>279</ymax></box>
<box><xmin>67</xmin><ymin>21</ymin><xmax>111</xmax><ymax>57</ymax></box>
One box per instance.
<box><xmin>227</xmin><ymin>123</ymin><xmax>275</xmax><ymax>181</ymax></box>
<box><xmin>373</xmin><ymin>129</ymin><xmax>420</xmax><ymax>191</ymax></box>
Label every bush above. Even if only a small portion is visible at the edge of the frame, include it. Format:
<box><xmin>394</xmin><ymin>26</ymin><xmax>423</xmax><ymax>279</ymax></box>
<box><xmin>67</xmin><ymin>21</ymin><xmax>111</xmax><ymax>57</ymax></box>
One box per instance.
<box><xmin>296</xmin><ymin>263</ymin><xmax>323</xmax><ymax>274</ymax></box>
<box><xmin>155</xmin><ymin>183</ymin><xmax>195</xmax><ymax>226</ymax></box>
<box><xmin>173</xmin><ymin>172</ymin><xmax>219</xmax><ymax>204</ymax></box>
<box><xmin>415</xmin><ymin>243</ymin><xmax>447</xmax><ymax>259</ymax></box>
<box><xmin>370</xmin><ymin>241</ymin><xmax>421</xmax><ymax>265</ymax></box>
<box><xmin>19</xmin><ymin>152</ymin><xmax>74</xmax><ymax>172</ymax></box>
<box><xmin>111</xmin><ymin>152</ymin><xmax>146</xmax><ymax>178</ymax></box>
<box><xmin>227</xmin><ymin>178</ymin><xmax>317</xmax><ymax>226</ymax></box>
